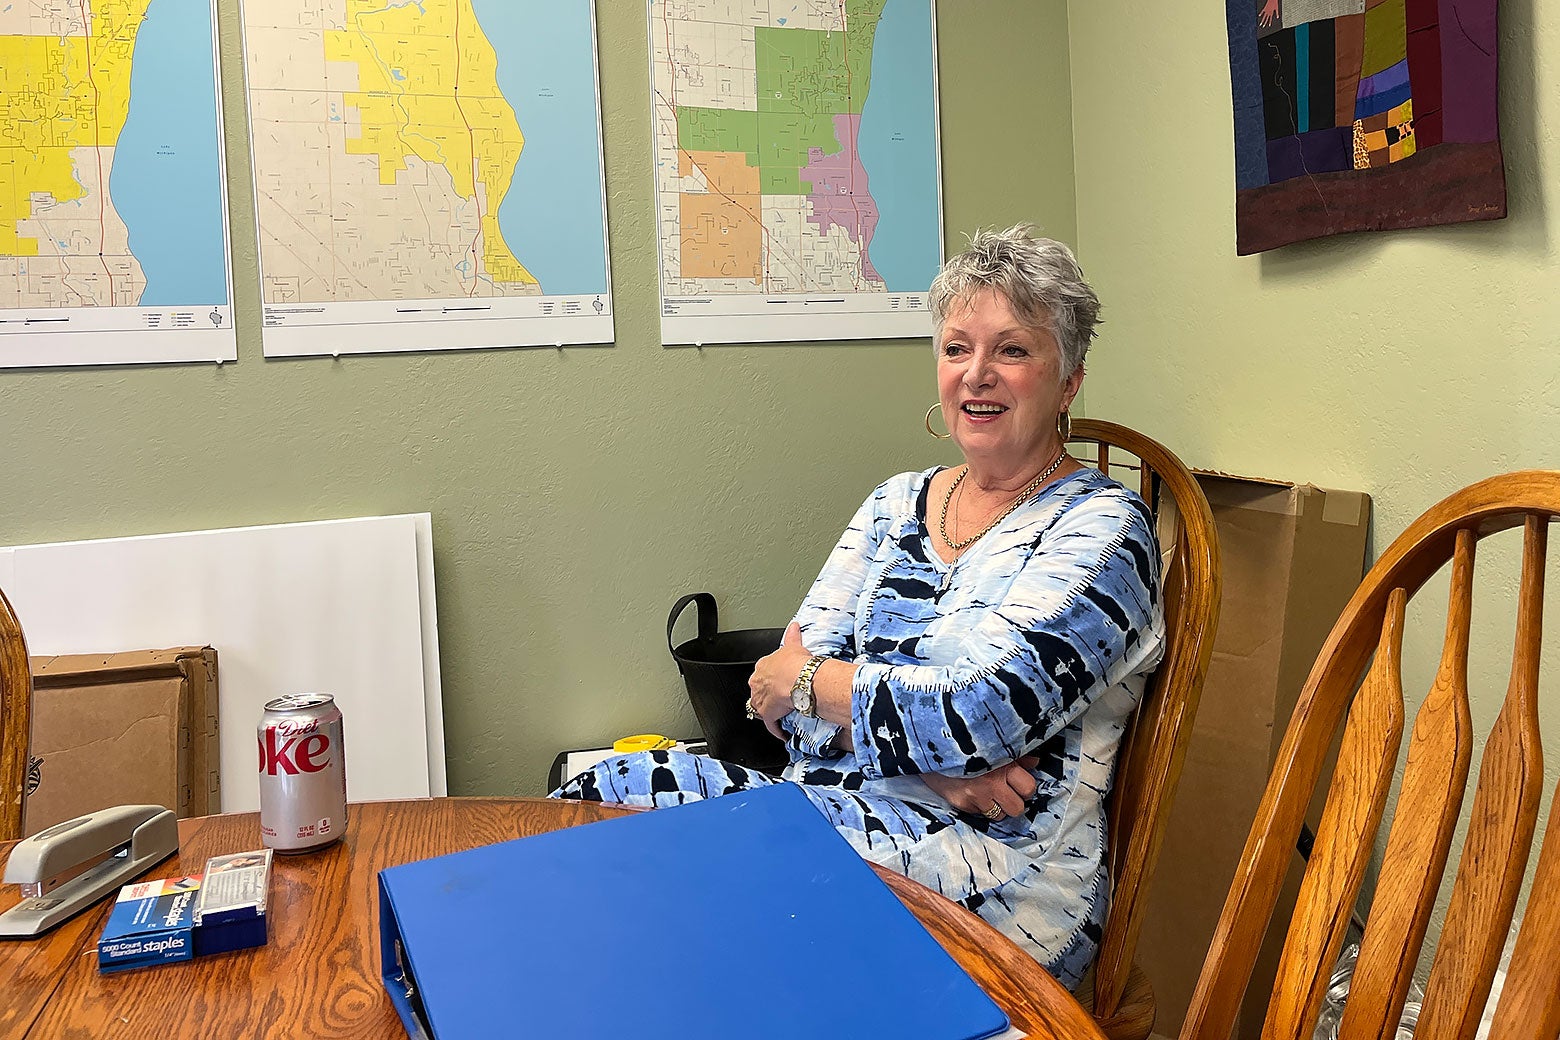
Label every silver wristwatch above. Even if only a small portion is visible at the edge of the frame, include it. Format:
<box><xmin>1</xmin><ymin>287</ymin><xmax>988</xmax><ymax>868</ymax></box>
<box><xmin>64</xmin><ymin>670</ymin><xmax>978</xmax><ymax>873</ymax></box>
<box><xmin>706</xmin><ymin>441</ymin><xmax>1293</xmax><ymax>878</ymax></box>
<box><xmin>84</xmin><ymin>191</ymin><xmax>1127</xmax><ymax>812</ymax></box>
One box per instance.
<box><xmin>790</xmin><ymin>654</ymin><xmax>827</xmax><ymax>717</ymax></box>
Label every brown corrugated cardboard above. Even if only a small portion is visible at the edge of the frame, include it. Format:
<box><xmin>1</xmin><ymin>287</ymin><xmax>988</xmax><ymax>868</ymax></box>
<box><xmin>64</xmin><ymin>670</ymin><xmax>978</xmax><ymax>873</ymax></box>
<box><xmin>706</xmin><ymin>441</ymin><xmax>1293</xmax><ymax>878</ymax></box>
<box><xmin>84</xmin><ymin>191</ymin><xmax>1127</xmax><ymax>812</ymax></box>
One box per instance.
<box><xmin>25</xmin><ymin>648</ymin><xmax>219</xmax><ymax>836</ymax></box>
<box><xmin>1136</xmin><ymin>474</ymin><xmax>1370</xmax><ymax>1038</ymax></box>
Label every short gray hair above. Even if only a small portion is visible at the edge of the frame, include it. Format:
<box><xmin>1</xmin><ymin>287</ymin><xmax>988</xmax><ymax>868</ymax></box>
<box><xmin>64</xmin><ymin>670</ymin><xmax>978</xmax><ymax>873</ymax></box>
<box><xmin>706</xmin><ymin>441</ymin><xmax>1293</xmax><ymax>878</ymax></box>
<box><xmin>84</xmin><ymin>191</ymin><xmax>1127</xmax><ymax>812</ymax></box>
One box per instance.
<box><xmin>929</xmin><ymin>224</ymin><xmax>1101</xmax><ymax>378</ymax></box>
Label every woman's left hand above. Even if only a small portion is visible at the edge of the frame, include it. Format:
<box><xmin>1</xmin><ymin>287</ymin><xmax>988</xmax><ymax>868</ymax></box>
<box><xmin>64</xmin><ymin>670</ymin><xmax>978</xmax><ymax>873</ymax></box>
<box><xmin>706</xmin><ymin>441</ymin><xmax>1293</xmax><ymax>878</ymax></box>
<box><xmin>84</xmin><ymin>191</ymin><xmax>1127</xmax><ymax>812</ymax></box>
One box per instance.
<box><xmin>748</xmin><ymin>622</ymin><xmax>813</xmax><ymax>740</ymax></box>
<box><xmin>920</xmin><ymin>756</ymin><xmax>1041</xmax><ymax>821</ymax></box>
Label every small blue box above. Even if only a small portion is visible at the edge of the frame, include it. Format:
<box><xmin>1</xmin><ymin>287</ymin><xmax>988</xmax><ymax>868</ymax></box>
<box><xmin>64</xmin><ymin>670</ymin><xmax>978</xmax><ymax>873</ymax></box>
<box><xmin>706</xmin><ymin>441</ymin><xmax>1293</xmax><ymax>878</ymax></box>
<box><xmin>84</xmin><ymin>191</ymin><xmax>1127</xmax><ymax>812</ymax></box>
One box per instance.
<box><xmin>97</xmin><ymin>877</ymin><xmax>201</xmax><ymax>973</ymax></box>
<box><xmin>193</xmin><ymin>849</ymin><xmax>271</xmax><ymax>956</ymax></box>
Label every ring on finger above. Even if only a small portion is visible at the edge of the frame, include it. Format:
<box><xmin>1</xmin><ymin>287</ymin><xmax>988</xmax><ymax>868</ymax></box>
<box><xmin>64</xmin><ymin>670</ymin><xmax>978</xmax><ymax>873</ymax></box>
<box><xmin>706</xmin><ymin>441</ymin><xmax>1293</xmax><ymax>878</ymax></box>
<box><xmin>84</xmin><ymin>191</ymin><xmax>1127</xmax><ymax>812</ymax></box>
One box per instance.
<box><xmin>983</xmin><ymin>801</ymin><xmax>1003</xmax><ymax>821</ymax></box>
<box><xmin>744</xmin><ymin>698</ymin><xmax>760</xmax><ymax>720</ymax></box>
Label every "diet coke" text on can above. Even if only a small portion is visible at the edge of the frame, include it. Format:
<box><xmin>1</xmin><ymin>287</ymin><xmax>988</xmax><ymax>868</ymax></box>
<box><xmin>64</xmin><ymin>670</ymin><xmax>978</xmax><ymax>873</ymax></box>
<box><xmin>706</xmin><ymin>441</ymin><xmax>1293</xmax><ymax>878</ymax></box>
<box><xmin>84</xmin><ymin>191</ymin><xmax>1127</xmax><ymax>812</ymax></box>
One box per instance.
<box><xmin>258</xmin><ymin>693</ymin><xmax>347</xmax><ymax>853</ymax></box>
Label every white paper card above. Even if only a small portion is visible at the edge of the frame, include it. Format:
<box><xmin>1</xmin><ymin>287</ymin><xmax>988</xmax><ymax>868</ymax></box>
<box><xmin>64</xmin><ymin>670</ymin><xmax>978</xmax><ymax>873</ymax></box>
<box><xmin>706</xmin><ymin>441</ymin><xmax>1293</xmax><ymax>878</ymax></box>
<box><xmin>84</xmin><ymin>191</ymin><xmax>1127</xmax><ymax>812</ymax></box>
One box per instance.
<box><xmin>3</xmin><ymin>514</ymin><xmax>445</xmax><ymax>812</ymax></box>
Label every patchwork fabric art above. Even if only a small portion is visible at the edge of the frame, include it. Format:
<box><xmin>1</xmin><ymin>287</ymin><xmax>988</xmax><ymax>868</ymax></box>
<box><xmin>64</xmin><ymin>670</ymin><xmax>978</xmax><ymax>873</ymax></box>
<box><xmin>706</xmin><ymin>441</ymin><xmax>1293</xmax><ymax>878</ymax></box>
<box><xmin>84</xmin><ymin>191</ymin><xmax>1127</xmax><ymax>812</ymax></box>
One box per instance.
<box><xmin>1227</xmin><ymin>0</ymin><xmax>1505</xmax><ymax>253</ymax></box>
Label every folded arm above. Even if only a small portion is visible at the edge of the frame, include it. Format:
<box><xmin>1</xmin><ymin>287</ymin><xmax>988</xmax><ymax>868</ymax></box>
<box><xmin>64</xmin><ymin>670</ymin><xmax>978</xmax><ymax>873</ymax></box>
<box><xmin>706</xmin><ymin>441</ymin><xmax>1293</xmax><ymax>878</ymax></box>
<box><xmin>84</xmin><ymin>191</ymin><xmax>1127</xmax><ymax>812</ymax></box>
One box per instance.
<box><xmin>848</xmin><ymin>492</ymin><xmax>1161</xmax><ymax>780</ymax></box>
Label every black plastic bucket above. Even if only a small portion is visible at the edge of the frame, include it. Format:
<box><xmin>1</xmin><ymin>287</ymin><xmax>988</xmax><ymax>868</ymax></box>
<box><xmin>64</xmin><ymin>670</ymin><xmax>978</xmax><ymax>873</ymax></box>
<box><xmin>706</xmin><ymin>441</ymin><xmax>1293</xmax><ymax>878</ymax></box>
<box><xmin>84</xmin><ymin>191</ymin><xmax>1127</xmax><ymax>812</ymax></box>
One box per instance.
<box><xmin>667</xmin><ymin>593</ymin><xmax>787</xmax><ymax>774</ymax></box>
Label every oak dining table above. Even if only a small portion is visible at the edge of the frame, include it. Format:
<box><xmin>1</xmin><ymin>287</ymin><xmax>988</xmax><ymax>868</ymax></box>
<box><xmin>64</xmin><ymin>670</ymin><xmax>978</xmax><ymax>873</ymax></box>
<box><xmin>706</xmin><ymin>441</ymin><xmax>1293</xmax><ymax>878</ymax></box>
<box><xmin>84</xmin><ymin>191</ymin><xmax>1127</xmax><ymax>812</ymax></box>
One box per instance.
<box><xmin>1</xmin><ymin>797</ymin><xmax>1107</xmax><ymax>1039</ymax></box>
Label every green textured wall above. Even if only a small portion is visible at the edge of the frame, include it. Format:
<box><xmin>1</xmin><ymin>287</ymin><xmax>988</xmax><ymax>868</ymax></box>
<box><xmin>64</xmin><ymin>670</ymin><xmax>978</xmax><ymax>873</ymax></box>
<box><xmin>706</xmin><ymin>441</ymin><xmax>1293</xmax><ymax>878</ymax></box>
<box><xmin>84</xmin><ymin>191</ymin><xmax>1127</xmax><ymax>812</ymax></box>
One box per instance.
<box><xmin>0</xmin><ymin>1</ymin><xmax>1077</xmax><ymax>795</ymax></box>
<box><xmin>1069</xmin><ymin>0</ymin><xmax>1557</xmax><ymax>1019</ymax></box>
<box><xmin>1069</xmin><ymin>0</ymin><xmax>1558</xmax><ymax>778</ymax></box>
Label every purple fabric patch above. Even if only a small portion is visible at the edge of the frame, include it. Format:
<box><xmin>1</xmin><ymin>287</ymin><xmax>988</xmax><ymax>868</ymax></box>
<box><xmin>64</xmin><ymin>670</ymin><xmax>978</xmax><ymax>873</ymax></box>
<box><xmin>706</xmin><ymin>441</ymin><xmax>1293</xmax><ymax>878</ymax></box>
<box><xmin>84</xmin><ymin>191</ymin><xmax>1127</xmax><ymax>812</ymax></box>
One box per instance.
<box><xmin>1266</xmin><ymin>126</ymin><xmax>1355</xmax><ymax>181</ymax></box>
<box><xmin>1438</xmin><ymin>0</ymin><xmax>1498</xmax><ymax>141</ymax></box>
<box><xmin>1358</xmin><ymin>59</ymin><xmax>1410</xmax><ymax>98</ymax></box>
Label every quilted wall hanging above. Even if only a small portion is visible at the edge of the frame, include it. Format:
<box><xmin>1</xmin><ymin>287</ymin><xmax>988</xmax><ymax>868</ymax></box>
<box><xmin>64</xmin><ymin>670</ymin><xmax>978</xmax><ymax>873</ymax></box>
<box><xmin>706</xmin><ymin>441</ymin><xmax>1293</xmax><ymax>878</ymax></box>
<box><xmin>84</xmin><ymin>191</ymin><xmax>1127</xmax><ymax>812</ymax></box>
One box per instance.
<box><xmin>1226</xmin><ymin>0</ymin><xmax>1505</xmax><ymax>253</ymax></box>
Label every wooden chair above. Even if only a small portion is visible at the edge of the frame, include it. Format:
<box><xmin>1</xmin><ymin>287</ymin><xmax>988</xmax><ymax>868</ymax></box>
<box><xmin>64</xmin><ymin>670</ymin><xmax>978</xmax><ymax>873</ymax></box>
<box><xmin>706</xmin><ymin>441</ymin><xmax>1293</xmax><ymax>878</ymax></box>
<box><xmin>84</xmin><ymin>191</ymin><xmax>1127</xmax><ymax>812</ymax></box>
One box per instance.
<box><xmin>1066</xmin><ymin>419</ymin><xmax>1223</xmax><ymax>1040</ymax></box>
<box><xmin>1183</xmin><ymin>470</ymin><xmax>1560</xmax><ymax>1040</ymax></box>
<box><xmin>0</xmin><ymin>586</ymin><xmax>31</xmax><ymax>840</ymax></box>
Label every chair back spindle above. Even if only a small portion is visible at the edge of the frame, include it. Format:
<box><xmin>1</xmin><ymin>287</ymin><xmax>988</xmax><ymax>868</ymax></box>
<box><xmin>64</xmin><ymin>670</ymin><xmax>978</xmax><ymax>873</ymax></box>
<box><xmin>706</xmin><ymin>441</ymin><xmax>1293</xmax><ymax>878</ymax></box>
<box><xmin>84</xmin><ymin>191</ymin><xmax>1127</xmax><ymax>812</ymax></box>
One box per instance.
<box><xmin>1488</xmin><ymin>769</ymin><xmax>1560</xmax><ymax>1039</ymax></box>
<box><xmin>1329</xmin><ymin>530</ymin><xmax>1475</xmax><ymax>1040</ymax></box>
<box><xmin>1264</xmin><ymin>588</ymin><xmax>1407</xmax><ymax>1040</ymax></box>
<box><xmin>1414</xmin><ymin>516</ymin><xmax>1545</xmax><ymax>1040</ymax></box>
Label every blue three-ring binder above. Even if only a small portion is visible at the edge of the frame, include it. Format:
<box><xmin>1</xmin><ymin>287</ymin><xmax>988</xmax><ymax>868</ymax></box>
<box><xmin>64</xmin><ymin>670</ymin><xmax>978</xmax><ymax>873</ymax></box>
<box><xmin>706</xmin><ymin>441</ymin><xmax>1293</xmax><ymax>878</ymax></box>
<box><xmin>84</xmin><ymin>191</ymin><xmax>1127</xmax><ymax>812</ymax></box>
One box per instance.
<box><xmin>378</xmin><ymin>784</ymin><xmax>1010</xmax><ymax>1040</ymax></box>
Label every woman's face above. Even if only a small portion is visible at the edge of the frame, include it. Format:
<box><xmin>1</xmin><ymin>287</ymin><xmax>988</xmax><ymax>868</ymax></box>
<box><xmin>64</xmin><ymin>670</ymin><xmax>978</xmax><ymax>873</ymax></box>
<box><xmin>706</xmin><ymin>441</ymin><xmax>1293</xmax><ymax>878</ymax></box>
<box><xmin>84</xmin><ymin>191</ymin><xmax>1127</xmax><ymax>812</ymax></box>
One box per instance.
<box><xmin>936</xmin><ymin>288</ymin><xmax>1083</xmax><ymax>472</ymax></box>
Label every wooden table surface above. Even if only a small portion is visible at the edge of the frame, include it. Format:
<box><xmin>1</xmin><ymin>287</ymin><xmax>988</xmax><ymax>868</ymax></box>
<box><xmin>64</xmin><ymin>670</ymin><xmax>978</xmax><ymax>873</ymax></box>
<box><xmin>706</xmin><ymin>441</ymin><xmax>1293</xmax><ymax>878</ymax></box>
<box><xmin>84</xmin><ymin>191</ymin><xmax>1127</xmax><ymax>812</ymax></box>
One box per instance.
<box><xmin>1</xmin><ymin>798</ymin><xmax>1105</xmax><ymax>1039</ymax></box>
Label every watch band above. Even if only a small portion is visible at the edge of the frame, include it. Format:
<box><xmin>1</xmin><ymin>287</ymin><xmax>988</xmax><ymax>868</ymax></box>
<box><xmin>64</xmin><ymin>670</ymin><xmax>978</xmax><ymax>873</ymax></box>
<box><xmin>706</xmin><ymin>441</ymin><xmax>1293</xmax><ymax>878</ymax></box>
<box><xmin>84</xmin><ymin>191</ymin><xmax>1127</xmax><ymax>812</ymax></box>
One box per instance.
<box><xmin>792</xmin><ymin>654</ymin><xmax>827</xmax><ymax>717</ymax></box>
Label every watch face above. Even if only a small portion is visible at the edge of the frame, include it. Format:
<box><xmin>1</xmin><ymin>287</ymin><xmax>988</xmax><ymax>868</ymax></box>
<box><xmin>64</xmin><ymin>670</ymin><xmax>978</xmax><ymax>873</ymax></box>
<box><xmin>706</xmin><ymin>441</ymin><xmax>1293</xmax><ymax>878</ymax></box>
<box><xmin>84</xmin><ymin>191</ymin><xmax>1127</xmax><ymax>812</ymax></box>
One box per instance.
<box><xmin>791</xmin><ymin>683</ymin><xmax>813</xmax><ymax>714</ymax></box>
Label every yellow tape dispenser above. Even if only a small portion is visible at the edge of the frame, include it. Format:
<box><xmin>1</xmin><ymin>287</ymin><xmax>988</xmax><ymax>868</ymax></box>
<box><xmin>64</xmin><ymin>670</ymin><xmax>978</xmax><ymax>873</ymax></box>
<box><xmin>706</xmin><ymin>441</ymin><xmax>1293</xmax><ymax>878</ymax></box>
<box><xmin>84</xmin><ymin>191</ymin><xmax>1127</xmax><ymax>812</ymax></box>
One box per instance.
<box><xmin>612</xmin><ymin>734</ymin><xmax>677</xmax><ymax>753</ymax></box>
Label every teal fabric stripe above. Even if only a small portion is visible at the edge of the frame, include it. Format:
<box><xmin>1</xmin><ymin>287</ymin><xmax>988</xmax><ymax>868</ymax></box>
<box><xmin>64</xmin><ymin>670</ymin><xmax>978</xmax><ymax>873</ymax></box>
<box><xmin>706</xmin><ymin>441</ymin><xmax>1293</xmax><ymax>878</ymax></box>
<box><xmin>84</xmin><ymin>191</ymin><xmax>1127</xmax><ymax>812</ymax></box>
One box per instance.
<box><xmin>1296</xmin><ymin>22</ymin><xmax>1311</xmax><ymax>133</ymax></box>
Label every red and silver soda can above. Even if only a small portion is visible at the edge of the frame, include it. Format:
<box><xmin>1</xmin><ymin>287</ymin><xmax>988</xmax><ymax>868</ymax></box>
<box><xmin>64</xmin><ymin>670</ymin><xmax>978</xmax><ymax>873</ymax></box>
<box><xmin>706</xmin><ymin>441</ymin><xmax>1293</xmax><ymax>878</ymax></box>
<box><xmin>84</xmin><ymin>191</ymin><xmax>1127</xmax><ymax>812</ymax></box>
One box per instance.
<box><xmin>257</xmin><ymin>693</ymin><xmax>347</xmax><ymax>853</ymax></box>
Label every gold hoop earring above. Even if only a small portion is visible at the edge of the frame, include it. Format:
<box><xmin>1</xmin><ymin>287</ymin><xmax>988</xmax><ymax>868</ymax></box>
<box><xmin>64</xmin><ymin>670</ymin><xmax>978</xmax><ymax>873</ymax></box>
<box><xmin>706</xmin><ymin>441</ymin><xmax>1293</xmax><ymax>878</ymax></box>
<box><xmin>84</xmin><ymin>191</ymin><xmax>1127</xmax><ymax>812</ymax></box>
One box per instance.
<box><xmin>1057</xmin><ymin>408</ymin><xmax>1072</xmax><ymax>442</ymax></box>
<box><xmin>925</xmin><ymin>403</ymin><xmax>951</xmax><ymax>440</ymax></box>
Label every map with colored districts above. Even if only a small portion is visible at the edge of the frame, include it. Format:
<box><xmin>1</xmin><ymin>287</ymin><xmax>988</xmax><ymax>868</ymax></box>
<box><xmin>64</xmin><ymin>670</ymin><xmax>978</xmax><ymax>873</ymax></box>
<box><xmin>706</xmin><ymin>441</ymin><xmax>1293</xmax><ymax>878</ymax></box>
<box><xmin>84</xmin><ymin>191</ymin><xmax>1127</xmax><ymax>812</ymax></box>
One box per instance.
<box><xmin>650</xmin><ymin>0</ymin><xmax>942</xmax><ymax>344</ymax></box>
<box><xmin>0</xmin><ymin>0</ymin><xmax>235</xmax><ymax>367</ymax></box>
<box><xmin>241</xmin><ymin>0</ymin><xmax>612</xmax><ymax>357</ymax></box>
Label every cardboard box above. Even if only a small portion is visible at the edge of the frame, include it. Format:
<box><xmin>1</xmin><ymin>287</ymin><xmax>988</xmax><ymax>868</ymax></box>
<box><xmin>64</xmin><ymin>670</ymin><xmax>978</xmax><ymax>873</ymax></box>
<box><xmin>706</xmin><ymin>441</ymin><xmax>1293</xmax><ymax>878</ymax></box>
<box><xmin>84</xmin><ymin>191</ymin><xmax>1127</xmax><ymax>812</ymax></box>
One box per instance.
<box><xmin>26</xmin><ymin>648</ymin><xmax>220</xmax><ymax>836</ymax></box>
<box><xmin>1136</xmin><ymin>474</ymin><xmax>1371</xmax><ymax>1038</ymax></box>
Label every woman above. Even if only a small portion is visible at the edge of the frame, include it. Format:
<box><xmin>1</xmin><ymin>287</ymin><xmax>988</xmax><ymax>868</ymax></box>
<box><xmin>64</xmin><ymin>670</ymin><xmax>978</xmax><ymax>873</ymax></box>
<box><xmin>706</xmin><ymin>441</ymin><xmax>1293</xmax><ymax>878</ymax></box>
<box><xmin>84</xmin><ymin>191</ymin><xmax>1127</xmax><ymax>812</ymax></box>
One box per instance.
<box><xmin>555</xmin><ymin>225</ymin><xmax>1164</xmax><ymax>988</ymax></box>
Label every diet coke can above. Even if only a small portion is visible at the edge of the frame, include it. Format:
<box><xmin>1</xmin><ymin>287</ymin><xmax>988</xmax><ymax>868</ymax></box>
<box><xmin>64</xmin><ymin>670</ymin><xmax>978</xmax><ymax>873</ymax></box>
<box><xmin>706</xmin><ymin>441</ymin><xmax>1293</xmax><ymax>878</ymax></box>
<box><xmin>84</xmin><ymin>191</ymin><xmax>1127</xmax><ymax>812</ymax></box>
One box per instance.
<box><xmin>257</xmin><ymin>693</ymin><xmax>347</xmax><ymax>853</ymax></box>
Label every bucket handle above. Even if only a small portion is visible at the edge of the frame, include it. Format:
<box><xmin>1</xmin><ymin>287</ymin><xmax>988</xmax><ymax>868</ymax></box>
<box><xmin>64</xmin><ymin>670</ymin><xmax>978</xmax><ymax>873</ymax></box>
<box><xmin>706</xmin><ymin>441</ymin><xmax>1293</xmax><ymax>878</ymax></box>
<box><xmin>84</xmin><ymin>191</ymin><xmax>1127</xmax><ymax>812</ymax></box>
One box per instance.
<box><xmin>667</xmin><ymin>592</ymin><xmax>719</xmax><ymax>663</ymax></box>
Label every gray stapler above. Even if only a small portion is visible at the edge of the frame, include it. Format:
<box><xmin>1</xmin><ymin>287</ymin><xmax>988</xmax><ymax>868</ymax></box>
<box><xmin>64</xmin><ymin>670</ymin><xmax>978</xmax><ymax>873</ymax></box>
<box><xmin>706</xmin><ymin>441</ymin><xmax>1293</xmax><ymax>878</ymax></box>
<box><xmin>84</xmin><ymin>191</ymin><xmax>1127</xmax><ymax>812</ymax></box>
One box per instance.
<box><xmin>0</xmin><ymin>804</ymin><xmax>178</xmax><ymax>938</ymax></box>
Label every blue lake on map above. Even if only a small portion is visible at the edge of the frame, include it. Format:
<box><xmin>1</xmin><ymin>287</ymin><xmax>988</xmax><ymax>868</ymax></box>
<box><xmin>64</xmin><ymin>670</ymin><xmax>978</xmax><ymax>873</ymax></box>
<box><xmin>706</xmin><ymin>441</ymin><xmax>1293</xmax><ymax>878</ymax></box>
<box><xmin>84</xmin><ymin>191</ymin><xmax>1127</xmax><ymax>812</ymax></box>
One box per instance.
<box><xmin>112</xmin><ymin>0</ymin><xmax>228</xmax><ymax>307</ymax></box>
<box><xmin>857</xmin><ymin>0</ymin><xmax>942</xmax><ymax>293</ymax></box>
<box><xmin>469</xmin><ymin>1</ymin><xmax>609</xmax><ymax>298</ymax></box>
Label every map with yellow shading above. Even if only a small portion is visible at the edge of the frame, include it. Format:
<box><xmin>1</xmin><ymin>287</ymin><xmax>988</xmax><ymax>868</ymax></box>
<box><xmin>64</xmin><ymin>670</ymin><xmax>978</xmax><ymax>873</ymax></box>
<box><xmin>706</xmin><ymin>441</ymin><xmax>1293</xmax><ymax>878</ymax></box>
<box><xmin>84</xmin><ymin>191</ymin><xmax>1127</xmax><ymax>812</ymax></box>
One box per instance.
<box><xmin>0</xmin><ymin>0</ymin><xmax>146</xmax><ymax>307</ymax></box>
<box><xmin>242</xmin><ymin>0</ymin><xmax>612</xmax><ymax>358</ymax></box>
<box><xmin>0</xmin><ymin>0</ymin><xmax>234</xmax><ymax>367</ymax></box>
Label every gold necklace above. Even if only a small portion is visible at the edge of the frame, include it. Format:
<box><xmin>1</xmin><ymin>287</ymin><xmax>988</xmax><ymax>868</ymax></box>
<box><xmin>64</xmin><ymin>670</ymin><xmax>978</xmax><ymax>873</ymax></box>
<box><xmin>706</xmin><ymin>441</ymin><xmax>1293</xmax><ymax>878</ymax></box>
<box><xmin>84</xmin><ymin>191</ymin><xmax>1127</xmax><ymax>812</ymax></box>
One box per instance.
<box><xmin>939</xmin><ymin>451</ymin><xmax>1068</xmax><ymax>551</ymax></box>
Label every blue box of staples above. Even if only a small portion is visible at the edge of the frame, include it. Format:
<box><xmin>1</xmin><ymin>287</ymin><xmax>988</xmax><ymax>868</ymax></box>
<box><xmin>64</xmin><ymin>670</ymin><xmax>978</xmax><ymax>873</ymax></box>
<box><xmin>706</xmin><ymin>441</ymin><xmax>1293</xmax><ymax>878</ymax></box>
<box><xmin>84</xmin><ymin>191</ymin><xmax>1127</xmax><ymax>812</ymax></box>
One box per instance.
<box><xmin>97</xmin><ymin>876</ymin><xmax>201</xmax><ymax>972</ymax></box>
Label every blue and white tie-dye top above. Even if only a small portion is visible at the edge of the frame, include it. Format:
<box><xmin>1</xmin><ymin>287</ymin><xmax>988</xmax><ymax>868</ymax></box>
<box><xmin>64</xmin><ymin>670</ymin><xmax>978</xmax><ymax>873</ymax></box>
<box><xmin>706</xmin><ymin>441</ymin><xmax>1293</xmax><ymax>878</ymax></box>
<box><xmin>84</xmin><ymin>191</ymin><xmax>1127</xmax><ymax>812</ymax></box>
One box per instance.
<box><xmin>785</xmin><ymin>465</ymin><xmax>1166</xmax><ymax>853</ymax></box>
<box><xmin>554</xmin><ymin>463</ymin><xmax>1167</xmax><ymax>985</ymax></box>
